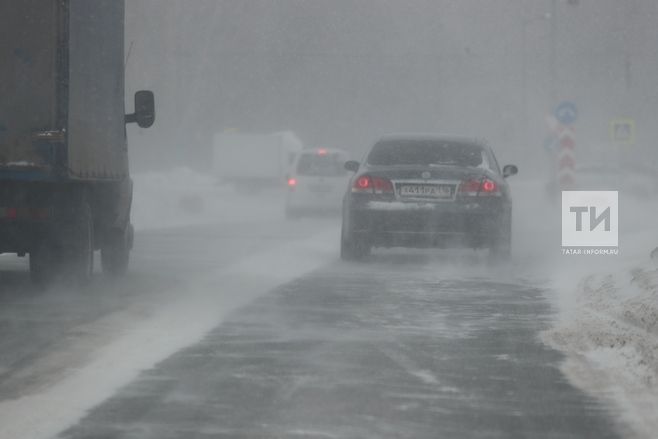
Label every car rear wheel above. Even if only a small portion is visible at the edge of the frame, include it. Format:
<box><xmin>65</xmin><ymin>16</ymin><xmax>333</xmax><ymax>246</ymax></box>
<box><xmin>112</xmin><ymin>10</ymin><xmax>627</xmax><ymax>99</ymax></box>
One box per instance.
<box><xmin>340</xmin><ymin>223</ymin><xmax>370</xmax><ymax>261</ymax></box>
<box><xmin>489</xmin><ymin>219</ymin><xmax>511</xmax><ymax>261</ymax></box>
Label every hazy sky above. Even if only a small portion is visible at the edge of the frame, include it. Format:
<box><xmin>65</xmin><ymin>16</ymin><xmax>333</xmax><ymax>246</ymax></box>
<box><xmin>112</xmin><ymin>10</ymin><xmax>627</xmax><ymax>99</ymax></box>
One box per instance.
<box><xmin>125</xmin><ymin>0</ymin><xmax>658</xmax><ymax>172</ymax></box>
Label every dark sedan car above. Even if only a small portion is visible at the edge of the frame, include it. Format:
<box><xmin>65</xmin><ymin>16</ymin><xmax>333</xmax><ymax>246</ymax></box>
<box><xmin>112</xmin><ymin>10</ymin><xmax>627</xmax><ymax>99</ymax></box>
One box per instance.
<box><xmin>341</xmin><ymin>134</ymin><xmax>518</xmax><ymax>260</ymax></box>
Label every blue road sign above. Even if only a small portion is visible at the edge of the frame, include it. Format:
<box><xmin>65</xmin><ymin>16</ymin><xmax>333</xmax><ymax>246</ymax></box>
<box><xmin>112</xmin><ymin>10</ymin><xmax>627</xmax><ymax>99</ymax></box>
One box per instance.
<box><xmin>555</xmin><ymin>101</ymin><xmax>578</xmax><ymax>125</ymax></box>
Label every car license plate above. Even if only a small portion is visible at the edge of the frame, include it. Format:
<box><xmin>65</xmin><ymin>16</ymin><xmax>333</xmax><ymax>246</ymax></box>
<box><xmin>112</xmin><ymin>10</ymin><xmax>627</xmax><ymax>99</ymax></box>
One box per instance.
<box><xmin>399</xmin><ymin>184</ymin><xmax>453</xmax><ymax>199</ymax></box>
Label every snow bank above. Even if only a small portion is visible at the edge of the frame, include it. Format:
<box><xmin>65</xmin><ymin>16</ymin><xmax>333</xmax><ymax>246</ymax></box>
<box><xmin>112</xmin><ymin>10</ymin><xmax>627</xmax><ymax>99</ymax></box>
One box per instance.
<box><xmin>538</xmin><ymin>187</ymin><xmax>658</xmax><ymax>439</ymax></box>
<box><xmin>507</xmin><ymin>174</ymin><xmax>658</xmax><ymax>438</ymax></box>
<box><xmin>543</xmin><ymin>262</ymin><xmax>658</xmax><ymax>438</ymax></box>
<box><xmin>131</xmin><ymin>167</ymin><xmax>286</xmax><ymax>230</ymax></box>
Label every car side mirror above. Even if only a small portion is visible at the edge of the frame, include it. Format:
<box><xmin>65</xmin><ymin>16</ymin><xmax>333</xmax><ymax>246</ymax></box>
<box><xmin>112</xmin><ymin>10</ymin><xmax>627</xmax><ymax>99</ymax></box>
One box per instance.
<box><xmin>125</xmin><ymin>90</ymin><xmax>155</xmax><ymax>128</ymax></box>
<box><xmin>344</xmin><ymin>160</ymin><xmax>360</xmax><ymax>172</ymax></box>
<box><xmin>503</xmin><ymin>164</ymin><xmax>518</xmax><ymax>178</ymax></box>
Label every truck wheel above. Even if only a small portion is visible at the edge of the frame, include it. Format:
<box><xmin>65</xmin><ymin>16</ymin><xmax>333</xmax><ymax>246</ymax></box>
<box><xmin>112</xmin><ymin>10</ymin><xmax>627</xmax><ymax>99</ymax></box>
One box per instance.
<box><xmin>67</xmin><ymin>202</ymin><xmax>94</xmax><ymax>284</ymax></box>
<box><xmin>101</xmin><ymin>225</ymin><xmax>131</xmax><ymax>277</ymax></box>
<box><xmin>29</xmin><ymin>240</ymin><xmax>58</xmax><ymax>286</ymax></box>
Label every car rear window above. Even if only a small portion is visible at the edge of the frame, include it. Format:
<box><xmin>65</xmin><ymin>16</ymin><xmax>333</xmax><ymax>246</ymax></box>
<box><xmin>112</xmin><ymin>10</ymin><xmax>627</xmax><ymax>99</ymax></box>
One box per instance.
<box><xmin>296</xmin><ymin>153</ymin><xmax>347</xmax><ymax>176</ymax></box>
<box><xmin>366</xmin><ymin>139</ymin><xmax>487</xmax><ymax>168</ymax></box>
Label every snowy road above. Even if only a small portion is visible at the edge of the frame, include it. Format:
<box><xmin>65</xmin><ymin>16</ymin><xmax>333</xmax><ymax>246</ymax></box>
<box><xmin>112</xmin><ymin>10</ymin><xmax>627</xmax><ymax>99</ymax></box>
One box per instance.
<box><xmin>57</xmin><ymin>255</ymin><xmax>623</xmax><ymax>439</ymax></box>
<box><xmin>0</xmin><ymin>208</ymin><xmax>339</xmax><ymax>439</ymax></box>
<box><xmin>0</xmin><ymin>184</ymin><xmax>630</xmax><ymax>438</ymax></box>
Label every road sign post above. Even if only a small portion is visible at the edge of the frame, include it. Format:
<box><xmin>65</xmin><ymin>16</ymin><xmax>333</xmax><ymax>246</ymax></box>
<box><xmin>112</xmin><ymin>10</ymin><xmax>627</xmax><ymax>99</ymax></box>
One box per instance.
<box><xmin>554</xmin><ymin>101</ymin><xmax>577</xmax><ymax>190</ymax></box>
<box><xmin>557</xmin><ymin>127</ymin><xmax>575</xmax><ymax>189</ymax></box>
<box><xmin>555</xmin><ymin>101</ymin><xmax>578</xmax><ymax>125</ymax></box>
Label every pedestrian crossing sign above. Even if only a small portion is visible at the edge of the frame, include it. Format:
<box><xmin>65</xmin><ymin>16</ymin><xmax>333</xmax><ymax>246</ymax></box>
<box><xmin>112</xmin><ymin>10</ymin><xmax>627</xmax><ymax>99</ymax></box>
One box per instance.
<box><xmin>609</xmin><ymin>118</ymin><xmax>635</xmax><ymax>145</ymax></box>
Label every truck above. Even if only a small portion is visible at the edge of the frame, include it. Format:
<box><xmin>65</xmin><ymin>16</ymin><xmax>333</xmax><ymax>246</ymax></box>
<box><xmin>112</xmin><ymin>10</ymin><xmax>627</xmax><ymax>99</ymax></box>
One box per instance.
<box><xmin>212</xmin><ymin>131</ymin><xmax>303</xmax><ymax>189</ymax></box>
<box><xmin>0</xmin><ymin>0</ymin><xmax>155</xmax><ymax>284</ymax></box>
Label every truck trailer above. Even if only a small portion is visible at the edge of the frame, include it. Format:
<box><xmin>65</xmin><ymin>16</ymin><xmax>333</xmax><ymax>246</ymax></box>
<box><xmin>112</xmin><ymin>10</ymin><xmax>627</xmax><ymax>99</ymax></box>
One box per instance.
<box><xmin>0</xmin><ymin>0</ymin><xmax>154</xmax><ymax>284</ymax></box>
<box><xmin>212</xmin><ymin>131</ymin><xmax>303</xmax><ymax>189</ymax></box>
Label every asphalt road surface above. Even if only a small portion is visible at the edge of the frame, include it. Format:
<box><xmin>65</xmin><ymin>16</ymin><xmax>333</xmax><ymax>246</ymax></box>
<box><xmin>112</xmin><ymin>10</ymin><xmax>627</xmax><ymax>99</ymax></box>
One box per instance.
<box><xmin>0</xmin><ymin>215</ymin><xmax>623</xmax><ymax>438</ymax></box>
<box><xmin>0</xmin><ymin>216</ymin><xmax>326</xmax><ymax>401</ymax></box>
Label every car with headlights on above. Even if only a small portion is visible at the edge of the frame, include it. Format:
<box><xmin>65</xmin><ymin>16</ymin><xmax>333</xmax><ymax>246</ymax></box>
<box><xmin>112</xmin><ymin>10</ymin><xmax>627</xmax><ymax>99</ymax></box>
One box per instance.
<box><xmin>340</xmin><ymin>134</ymin><xmax>518</xmax><ymax>259</ymax></box>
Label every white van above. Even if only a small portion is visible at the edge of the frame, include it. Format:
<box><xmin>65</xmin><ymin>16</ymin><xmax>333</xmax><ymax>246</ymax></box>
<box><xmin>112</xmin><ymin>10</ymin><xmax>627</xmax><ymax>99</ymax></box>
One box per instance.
<box><xmin>285</xmin><ymin>148</ymin><xmax>350</xmax><ymax>219</ymax></box>
<box><xmin>213</xmin><ymin>131</ymin><xmax>303</xmax><ymax>189</ymax></box>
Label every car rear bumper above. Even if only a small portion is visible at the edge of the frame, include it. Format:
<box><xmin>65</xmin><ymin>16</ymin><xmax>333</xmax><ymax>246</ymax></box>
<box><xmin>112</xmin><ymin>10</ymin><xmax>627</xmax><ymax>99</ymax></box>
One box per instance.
<box><xmin>346</xmin><ymin>199</ymin><xmax>509</xmax><ymax>249</ymax></box>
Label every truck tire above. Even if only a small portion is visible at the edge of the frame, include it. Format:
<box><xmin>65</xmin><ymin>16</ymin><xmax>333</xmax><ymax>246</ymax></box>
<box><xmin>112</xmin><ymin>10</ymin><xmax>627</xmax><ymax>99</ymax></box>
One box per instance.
<box><xmin>29</xmin><ymin>201</ymin><xmax>94</xmax><ymax>286</ymax></box>
<box><xmin>67</xmin><ymin>201</ymin><xmax>94</xmax><ymax>284</ymax></box>
<box><xmin>29</xmin><ymin>240</ymin><xmax>58</xmax><ymax>286</ymax></box>
<box><xmin>101</xmin><ymin>224</ymin><xmax>132</xmax><ymax>277</ymax></box>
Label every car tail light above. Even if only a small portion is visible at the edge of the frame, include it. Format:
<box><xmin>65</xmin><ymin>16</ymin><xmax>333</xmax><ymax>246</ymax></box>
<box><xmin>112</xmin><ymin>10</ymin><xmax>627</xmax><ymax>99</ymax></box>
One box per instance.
<box><xmin>6</xmin><ymin>208</ymin><xmax>18</xmax><ymax>220</ymax></box>
<box><xmin>481</xmin><ymin>180</ymin><xmax>496</xmax><ymax>193</ymax></box>
<box><xmin>287</xmin><ymin>178</ymin><xmax>297</xmax><ymax>187</ymax></box>
<box><xmin>459</xmin><ymin>178</ymin><xmax>501</xmax><ymax>196</ymax></box>
<box><xmin>459</xmin><ymin>180</ymin><xmax>481</xmax><ymax>195</ymax></box>
<box><xmin>352</xmin><ymin>175</ymin><xmax>393</xmax><ymax>194</ymax></box>
<box><xmin>373</xmin><ymin>177</ymin><xmax>394</xmax><ymax>194</ymax></box>
<box><xmin>352</xmin><ymin>176</ymin><xmax>372</xmax><ymax>193</ymax></box>
<box><xmin>317</xmin><ymin>148</ymin><xmax>327</xmax><ymax>155</ymax></box>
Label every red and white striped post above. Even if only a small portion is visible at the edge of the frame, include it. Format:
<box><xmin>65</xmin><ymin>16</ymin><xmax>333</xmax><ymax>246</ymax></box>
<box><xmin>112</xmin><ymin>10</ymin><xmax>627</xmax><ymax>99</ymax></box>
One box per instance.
<box><xmin>557</xmin><ymin>126</ymin><xmax>575</xmax><ymax>190</ymax></box>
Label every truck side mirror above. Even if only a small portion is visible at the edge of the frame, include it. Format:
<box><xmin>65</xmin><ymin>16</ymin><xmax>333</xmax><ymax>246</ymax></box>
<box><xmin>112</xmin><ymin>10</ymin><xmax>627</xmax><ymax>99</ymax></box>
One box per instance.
<box><xmin>125</xmin><ymin>90</ymin><xmax>155</xmax><ymax>128</ymax></box>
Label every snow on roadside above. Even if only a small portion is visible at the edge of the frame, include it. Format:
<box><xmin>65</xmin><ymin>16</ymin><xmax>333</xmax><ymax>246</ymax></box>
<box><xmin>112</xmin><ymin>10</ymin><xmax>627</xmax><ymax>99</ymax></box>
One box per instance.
<box><xmin>131</xmin><ymin>167</ymin><xmax>286</xmax><ymax>230</ymax></box>
<box><xmin>543</xmin><ymin>257</ymin><xmax>658</xmax><ymax>438</ymax></box>
<box><xmin>509</xmin><ymin>175</ymin><xmax>658</xmax><ymax>438</ymax></box>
